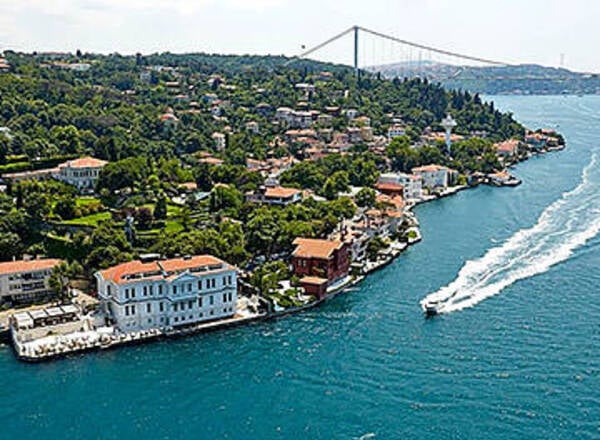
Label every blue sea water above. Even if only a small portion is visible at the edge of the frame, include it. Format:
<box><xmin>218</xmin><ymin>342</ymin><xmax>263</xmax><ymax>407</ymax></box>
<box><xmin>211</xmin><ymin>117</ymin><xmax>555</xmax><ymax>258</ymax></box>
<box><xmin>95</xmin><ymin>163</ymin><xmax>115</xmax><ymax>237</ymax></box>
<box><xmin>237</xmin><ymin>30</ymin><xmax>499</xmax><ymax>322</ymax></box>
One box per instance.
<box><xmin>1</xmin><ymin>96</ymin><xmax>599</xmax><ymax>439</ymax></box>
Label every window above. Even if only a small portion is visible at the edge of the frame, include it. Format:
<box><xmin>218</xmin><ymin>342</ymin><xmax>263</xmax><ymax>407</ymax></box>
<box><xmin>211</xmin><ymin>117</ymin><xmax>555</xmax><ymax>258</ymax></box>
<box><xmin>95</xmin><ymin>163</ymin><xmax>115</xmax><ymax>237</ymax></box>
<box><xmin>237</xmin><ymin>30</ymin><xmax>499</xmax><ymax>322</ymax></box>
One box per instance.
<box><xmin>210</xmin><ymin>295</ymin><xmax>214</xmax><ymax>305</ymax></box>
<box><xmin>199</xmin><ymin>313</ymin><xmax>203</xmax><ymax>318</ymax></box>
<box><xmin>159</xmin><ymin>302</ymin><xmax>164</xmax><ymax>312</ymax></box>
<box><xmin>222</xmin><ymin>276</ymin><xmax>227</xmax><ymax>285</ymax></box>
<box><xmin>174</xmin><ymin>317</ymin><xmax>178</xmax><ymax>322</ymax></box>
<box><xmin>149</xmin><ymin>286</ymin><xmax>153</xmax><ymax>296</ymax></box>
<box><xmin>212</xmin><ymin>279</ymin><xmax>216</xmax><ymax>288</ymax></box>
<box><xmin>198</xmin><ymin>297</ymin><xmax>203</xmax><ymax>307</ymax></box>
<box><xmin>206</xmin><ymin>279</ymin><xmax>211</xmax><ymax>289</ymax></box>
<box><xmin>173</xmin><ymin>303</ymin><xmax>178</xmax><ymax>312</ymax></box>
<box><xmin>146</xmin><ymin>303</ymin><xmax>151</xmax><ymax>313</ymax></box>
<box><xmin>210</xmin><ymin>310</ymin><xmax>214</xmax><ymax>316</ymax></box>
<box><xmin>173</xmin><ymin>285</ymin><xmax>177</xmax><ymax>294</ymax></box>
<box><xmin>188</xmin><ymin>300</ymin><xmax>193</xmax><ymax>309</ymax></box>
<box><xmin>228</xmin><ymin>275</ymin><xmax>232</xmax><ymax>285</ymax></box>
<box><xmin>223</xmin><ymin>293</ymin><xmax>227</xmax><ymax>302</ymax></box>
<box><xmin>143</xmin><ymin>286</ymin><xmax>147</xmax><ymax>296</ymax></box>
<box><xmin>198</xmin><ymin>281</ymin><xmax>202</xmax><ymax>290</ymax></box>
<box><xmin>228</xmin><ymin>292</ymin><xmax>232</xmax><ymax>302</ymax></box>
<box><xmin>125</xmin><ymin>306</ymin><xmax>129</xmax><ymax>316</ymax></box>
<box><xmin>158</xmin><ymin>285</ymin><xmax>163</xmax><ymax>295</ymax></box>
<box><xmin>124</xmin><ymin>289</ymin><xmax>129</xmax><ymax>299</ymax></box>
<box><xmin>131</xmin><ymin>305</ymin><xmax>136</xmax><ymax>315</ymax></box>
<box><xmin>188</xmin><ymin>283</ymin><xmax>192</xmax><ymax>292</ymax></box>
<box><xmin>131</xmin><ymin>288</ymin><xmax>136</xmax><ymax>298</ymax></box>
<box><xmin>189</xmin><ymin>315</ymin><xmax>193</xmax><ymax>320</ymax></box>
<box><xmin>107</xmin><ymin>285</ymin><xmax>112</xmax><ymax>296</ymax></box>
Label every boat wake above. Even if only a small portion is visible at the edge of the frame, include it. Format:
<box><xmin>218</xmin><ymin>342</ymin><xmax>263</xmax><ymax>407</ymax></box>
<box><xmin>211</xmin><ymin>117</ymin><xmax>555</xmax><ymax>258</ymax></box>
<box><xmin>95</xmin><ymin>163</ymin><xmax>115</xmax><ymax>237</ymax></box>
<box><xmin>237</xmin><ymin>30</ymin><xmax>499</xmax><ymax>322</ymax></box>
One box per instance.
<box><xmin>421</xmin><ymin>152</ymin><xmax>600</xmax><ymax>314</ymax></box>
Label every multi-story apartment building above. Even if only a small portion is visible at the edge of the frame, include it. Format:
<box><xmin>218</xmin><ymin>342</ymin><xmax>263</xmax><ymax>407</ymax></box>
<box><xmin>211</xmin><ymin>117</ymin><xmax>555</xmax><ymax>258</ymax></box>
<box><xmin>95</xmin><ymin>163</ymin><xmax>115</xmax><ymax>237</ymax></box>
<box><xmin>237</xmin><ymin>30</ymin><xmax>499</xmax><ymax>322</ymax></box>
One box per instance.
<box><xmin>95</xmin><ymin>255</ymin><xmax>238</xmax><ymax>332</ymax></box>
<box><xmin>411</xmin><ymin>164</ymin><xmax>458</xmax><ymax>190</ymax></box>
<box><xmin>0</xmin><ymin>259</ymin><xmax>62</xmax><ymax>304</ymax></box>
<box><xmin>378</xmin><ymin>172</ymin><xmax>423</xmax><ymax>201</ymax></box>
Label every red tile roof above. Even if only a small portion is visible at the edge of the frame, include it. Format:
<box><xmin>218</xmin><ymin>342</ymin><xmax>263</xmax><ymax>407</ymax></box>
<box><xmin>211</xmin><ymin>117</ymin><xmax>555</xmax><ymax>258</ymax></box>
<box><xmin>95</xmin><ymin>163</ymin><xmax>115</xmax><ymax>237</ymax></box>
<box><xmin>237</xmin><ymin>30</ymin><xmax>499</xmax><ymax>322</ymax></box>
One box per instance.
<box><xmin>377</xmin><ymin>194</ymin><xmax>405</xmax><ymax>210</ymax></box>
<box><xmin>0</xmin><ymin>259</ymin><xmax>62</xmax><ymax>275</ymax></box>
<box><xmin>159</xmin><ymin>255</ymin><xmax>224</xmax><ymax>273</ymax></box>
<box><xmin>60</xmin><ymin>156</ymin><xmax>108</xmax><ymax>169</ymax></box>
<box><xmin>412</xmin><ymin>164</ymin><xmax>446</xmax><ymax>173</ymax></box>
<box><xmin>292</xmin><ymin>238</ymin><xmax>344</xmax><ymax>259</ymax></box>
<box><xmin>98</xmin><ymin>255</ymin><xmax>231</xmax><ymax>284</ymax></box>
<box><xmin>179</xmin><ymin>182</ymin><xmax>198</xmax><ymax>191</ymax></box>
<box><xmin>495</xmin><ymin>139</ymin><xmax>520</xmax><ymax>152</ymax></box>
<box><xmin>374</xmin><ymin>182</ymin><xmax>404</xmax><ymax>192</ymax></box>
<box><xmin>198</xmin><ymin>157</ymin><xmax>224</xmax><ymax>165</ymax></box>
<box><xmin>264</xmin><ymin>186</ymin><xmax>301</xmax><ymax>199</ymax></box>
<box><xmin>300</xmin><ymin>276</ymin><xmax>328</xmax><ymax>285</ymax></box>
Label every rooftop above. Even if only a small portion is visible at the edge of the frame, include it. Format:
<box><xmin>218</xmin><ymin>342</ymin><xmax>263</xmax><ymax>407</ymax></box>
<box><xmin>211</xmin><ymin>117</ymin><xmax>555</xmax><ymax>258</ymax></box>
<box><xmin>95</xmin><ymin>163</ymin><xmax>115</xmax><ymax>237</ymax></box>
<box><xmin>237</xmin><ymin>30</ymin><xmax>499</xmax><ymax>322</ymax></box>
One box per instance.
<box><xmin>98</xmin><ymin>255</ymin><xmax>232</xmax><ymax>285</ymax></box>
<box><xmin>59</xmin><ymin>156</ymin><xmax>108</xmax><ymax>169</ymax></box>
<box><xmin>300</xmin><ymin>276</ymin><xmax>328</xmax><ymax>285</ymax></box>
<box><xmin>495</xmin><ymin>139</ymin><xmax>520</xmax><ymax>152</ymax></box>
<box><xmin>374</xmin><ymin>182</ymin><xmax>404</xmax><ymax>192</ymax></box>
<box><xmin>0</xmin><ymin>258</ymin><xmax>62</xmax><ymax>275</ymax></box>
<box><xmin>292</xmin><ymin>238</ymin><xmax>344</xmax><ymax>260</ymax></box>
<box><xmin>264</xmin><ymin>186</ymin><xmax>301</xmax><ymax>199</ymax></box>
<box><xmin>412</xmin><ymin>164</ymin><xmax>447</xmax><ymax>173</ymax></box>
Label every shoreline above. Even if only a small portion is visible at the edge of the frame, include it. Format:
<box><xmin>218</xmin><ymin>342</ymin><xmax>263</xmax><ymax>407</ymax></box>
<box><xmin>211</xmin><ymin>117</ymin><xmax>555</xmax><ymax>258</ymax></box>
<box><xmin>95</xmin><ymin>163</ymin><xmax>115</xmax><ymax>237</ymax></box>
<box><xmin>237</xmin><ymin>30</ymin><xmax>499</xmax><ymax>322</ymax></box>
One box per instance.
<box><xmin>7</xmin><ymin>145</ymin><xmax>563</xmax><ymax>363</ymax></box>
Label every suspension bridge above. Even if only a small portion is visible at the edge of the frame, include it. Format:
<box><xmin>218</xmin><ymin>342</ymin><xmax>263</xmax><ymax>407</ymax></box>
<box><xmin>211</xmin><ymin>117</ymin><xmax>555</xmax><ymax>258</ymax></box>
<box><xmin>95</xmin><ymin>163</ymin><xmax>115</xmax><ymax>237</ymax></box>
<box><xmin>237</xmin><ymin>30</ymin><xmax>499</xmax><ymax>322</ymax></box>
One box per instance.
<box><xmin>286</xmin><ymin>25</ymin><xmax>596</xmax><ymax>81</ymax></box>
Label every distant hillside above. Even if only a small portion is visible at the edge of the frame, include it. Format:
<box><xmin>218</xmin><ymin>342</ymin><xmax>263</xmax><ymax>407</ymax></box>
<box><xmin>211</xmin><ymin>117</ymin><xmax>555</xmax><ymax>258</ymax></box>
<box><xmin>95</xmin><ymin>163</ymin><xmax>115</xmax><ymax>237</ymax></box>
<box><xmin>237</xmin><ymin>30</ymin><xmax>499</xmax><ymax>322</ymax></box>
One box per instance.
<box><xmin>369</xmin><ymin>62</ymin><xmax>600</xmax><ymax>95</ymax></box>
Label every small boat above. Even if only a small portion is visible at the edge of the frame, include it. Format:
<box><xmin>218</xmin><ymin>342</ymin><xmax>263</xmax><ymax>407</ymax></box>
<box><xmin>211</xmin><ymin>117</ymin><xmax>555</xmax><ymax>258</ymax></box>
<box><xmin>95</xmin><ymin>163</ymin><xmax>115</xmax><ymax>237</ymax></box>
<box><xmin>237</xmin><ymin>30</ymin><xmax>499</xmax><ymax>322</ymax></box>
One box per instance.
<box><xmin>423</xmin><ymin>300</ymin><xmax>442</xmax><ymax>317</ymax></box>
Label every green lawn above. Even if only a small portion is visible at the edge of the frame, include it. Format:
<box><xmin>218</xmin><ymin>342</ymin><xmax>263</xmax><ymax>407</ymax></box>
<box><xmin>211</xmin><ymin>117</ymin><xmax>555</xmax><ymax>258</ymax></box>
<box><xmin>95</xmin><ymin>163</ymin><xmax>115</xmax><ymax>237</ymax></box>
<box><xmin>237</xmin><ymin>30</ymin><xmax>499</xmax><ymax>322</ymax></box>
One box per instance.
<box><xmin>62</xmin><ymin>211</ymin><xmax>112</xmax><ymax>227</ymax></box>
<box><xmin>76</xmin><ymin>196</ymin><xmax>102</xmax><ymax>207</ymax></box>
<box><xmin>167</xmin><ymin>204</ymin><xmax>182</xmax><ymax>217</ymax></box>
<box><xmin>165</xmin><ymin>220</ymin><xmax>184</xmax><ymax>233</ymax></box>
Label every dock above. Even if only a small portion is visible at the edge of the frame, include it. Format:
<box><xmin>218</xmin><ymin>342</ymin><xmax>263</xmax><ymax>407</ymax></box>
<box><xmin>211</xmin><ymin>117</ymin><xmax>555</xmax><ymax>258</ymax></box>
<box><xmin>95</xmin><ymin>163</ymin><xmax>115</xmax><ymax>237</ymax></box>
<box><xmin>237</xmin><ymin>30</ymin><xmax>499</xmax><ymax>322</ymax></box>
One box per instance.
<box><xmin>12</xmin><ymin>309</ymin><xmax>267</xmax><ymax>362</ymax></box>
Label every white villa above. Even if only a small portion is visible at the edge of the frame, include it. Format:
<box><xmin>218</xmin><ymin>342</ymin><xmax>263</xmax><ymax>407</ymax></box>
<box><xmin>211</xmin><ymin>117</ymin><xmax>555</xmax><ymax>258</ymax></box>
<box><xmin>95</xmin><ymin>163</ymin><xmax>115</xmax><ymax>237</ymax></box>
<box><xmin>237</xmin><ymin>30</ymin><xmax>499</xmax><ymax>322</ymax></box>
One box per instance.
<box><xmin>212</xmin><ymin>132</ymin><xmax>226</xmax><ymax>151</ymax></box>
<box><xmin>378</xmin><ymin>172</ymin><xmax>423</xmax><ymax>201</ymax></box>
<box><xmin>0</xmin><ymin>258</ymin><xmax>62</xmax><ymax>305</ymax></box>
<box><xmin>387</xmin><ymin>124</ymin><xmax>407</xmax><ymax>140</ymax></box>
<box><xmin>411</xmin><ymin>164</ymin><xmax>458</xmax><ymax>190</ymax></box>
<box><xmin>56</xmin><ymin>156</ymin><xmax>108</xmax><ymax>191</ymax></box>
<box><xmin>246</xmin><ymin>186</ymin><xmax>302</xmax><ymax>206</ymax></box>
<box><xmin>95</xmin><ymin>255</ymin><xmax>238</xmax><ymax>333</ymax></box>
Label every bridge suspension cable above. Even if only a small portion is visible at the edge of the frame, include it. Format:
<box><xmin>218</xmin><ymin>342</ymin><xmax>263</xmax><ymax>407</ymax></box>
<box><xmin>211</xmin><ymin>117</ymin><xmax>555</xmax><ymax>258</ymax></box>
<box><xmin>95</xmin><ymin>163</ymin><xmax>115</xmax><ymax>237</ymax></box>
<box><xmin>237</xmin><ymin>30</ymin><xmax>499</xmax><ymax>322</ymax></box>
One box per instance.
<box><xmin>286</xmin><ymin>25</ymin><xmax>514</xmax><ymax>72</ymax></box>
<box><xmin>284</xmin><ymin>26</ymin><xmax>356</xmax><ymax>66</ymax></box>
<box><xmin>356</xmin><ymin>26</ymin><xmax>512</xmax><ymax>67</ymax></box>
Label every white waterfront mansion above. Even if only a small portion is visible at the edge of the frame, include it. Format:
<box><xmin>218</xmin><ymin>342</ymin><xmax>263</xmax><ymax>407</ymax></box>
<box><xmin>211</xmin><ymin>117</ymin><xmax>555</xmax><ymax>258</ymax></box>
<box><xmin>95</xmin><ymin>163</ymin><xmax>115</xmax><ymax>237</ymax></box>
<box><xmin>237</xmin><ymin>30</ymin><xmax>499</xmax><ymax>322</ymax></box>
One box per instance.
<box><xmin>95</xmin><ymin>255</ymin><xmax>238</xmax><ymax>332</ymax></box>
<box><xmin>378</xmin><ymin>172</ymin><xmax>424</xmax><ymax>201</ymax></box>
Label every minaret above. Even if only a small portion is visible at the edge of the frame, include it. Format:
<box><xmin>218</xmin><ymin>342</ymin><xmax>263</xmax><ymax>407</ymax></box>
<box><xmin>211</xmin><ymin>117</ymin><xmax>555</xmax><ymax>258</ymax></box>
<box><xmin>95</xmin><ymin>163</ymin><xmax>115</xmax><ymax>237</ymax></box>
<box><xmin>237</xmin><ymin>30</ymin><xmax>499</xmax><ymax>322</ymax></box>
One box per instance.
<box><xmin>441</xmin><ymin>114</ymin><xmax>457</xmax><ymax>154</ymax></box>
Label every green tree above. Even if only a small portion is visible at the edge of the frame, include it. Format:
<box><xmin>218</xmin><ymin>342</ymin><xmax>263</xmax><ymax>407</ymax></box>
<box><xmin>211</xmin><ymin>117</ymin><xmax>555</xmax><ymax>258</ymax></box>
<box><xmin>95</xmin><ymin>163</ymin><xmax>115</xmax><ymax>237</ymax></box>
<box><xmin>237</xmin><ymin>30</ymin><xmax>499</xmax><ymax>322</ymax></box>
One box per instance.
<box><xmin>355</xmin><ymin>187</ymin><xmax>376</xmax><ymax>207</ymax></box>
<box><xmin>54</xmin><ymin>195</ymin><xmax>77</xmax><ymax>220</ymax></box>
<box><xmin>0</xmin><ymin>232</ymin><xmax>23</xmax><ymax>261</ymax></box>
<box><xmin>154</xmin><ymin>195</ymin><xmax>168</xmax><ymax>220</ymax></box>
<box><xmin>323</xmin><ymin>170</ymin><xmax>350</xmax><ymax>200</ymax></box>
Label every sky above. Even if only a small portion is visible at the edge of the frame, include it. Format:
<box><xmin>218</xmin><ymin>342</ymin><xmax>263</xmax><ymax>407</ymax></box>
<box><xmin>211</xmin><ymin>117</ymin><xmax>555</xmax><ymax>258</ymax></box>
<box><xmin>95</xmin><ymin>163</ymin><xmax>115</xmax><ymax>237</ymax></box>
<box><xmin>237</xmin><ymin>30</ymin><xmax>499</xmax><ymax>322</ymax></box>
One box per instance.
<box><xmin>0</xmin><ymin>0</ymin><xmax>599</xmax><ymax>72</ymax></box>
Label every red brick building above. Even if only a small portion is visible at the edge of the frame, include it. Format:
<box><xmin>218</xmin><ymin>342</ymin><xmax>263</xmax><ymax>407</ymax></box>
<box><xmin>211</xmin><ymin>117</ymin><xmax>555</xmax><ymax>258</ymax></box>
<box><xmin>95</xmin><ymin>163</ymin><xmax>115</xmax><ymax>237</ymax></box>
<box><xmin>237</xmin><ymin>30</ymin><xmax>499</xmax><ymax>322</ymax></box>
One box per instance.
<box><xmin>299</xmin><ymin>276</ymin><xmax>328</xmax><ymax>300</ymax></box>
<box><xmin>292</xmin><ymin>238</ymin><xmax>350</xmax><ymax>283</ymax></box>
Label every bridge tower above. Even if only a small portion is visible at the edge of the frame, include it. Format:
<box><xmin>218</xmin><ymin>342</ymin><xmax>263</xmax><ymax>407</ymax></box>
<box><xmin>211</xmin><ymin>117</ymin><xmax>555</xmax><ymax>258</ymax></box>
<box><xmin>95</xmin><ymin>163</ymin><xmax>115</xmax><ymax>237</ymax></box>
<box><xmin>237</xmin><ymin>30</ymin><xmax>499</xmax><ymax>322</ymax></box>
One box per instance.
<box><xmin>353</xmin><ymin>25</ymin><xmax>359</xmax><ymax>77</ymax></box>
